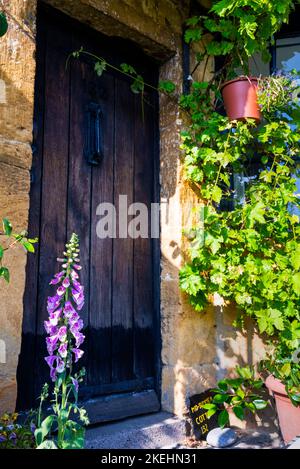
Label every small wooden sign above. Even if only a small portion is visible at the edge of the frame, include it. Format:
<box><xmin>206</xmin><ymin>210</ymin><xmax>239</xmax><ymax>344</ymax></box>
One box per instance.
<box><xmin>189</xmin><ymin>389</ymin><xmax>223</xmax><ymax>440</ymax></box>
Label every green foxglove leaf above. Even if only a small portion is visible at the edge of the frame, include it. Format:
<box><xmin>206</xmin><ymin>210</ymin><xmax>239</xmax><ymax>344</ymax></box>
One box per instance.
<box><xmin>36</xmin><ymin>440</ymin><xmax>57</xmax><ymax>449</ymax></box>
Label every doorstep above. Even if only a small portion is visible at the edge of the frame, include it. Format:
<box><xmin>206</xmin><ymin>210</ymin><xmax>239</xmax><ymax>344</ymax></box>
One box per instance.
<box><xmin>85</xmin><ymin>412</ymin><xmax>186</xmax><ymax>449</ymax></box>
<box><xmin>85</xmin><ymin>411</ymin><xmax>285</xmax><ymax>449</ymax></box>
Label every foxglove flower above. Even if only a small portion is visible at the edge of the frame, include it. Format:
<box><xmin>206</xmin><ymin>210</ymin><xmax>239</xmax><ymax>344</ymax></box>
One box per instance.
<box><xmin>44</xmin><ymin>233</ymin><xmax>85</xmax><ymax>381</ymax></box>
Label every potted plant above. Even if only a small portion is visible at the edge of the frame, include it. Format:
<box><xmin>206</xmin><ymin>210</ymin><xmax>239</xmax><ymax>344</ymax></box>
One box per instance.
<box><xmin>202</xmin><ymin>366</ymin><xmax>269</xmax><ymax>428</ymax></box>
<box><xmin>184</xmin><ymin>1</ymin><xmax>295</xmax><ymax>121</ymax></box>
<box><xmin>262</xmin><ymin>346</ymin><xmax>300</xmax><ymax>444</ymax></box>
<box><xmin>220</xmin><ymin>76</ymin><xmax>261</xmax><ymax>121</ymax></box>
<box><xmin>257</xmin><ymin>70</ymin><xmax>300</xmax><ymax>120</ymax></box>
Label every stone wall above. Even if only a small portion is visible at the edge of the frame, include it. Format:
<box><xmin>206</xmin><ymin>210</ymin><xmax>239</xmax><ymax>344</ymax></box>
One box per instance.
<box><xmin>0</xmin><ymin>0</ymin><xmax>267</xmax><ymax>424</ymax></box>
<box><xmin>0</xmin><ymin>0</ymin><xmax>36</xmax><ymax>413</ymax></box>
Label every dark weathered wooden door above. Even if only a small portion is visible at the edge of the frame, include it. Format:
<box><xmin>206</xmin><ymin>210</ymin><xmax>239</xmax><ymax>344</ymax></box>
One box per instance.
<box><xmin>17</xmin><ymin>4</ymin><xmax>160</xmax><ymax>421</ymax></box>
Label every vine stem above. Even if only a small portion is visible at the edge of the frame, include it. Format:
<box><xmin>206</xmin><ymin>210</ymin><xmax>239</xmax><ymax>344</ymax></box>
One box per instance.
<box><xmin>66</xmin><ymin>50</ymin><xmax>158</xmax><ymax>92</ymax></box>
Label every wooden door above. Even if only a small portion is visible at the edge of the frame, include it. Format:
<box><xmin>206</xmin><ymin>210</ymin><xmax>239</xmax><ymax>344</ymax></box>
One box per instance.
<box><xmin>17</xmin><ymin>4</ymin><xmax>160</xmax><ymax>422</ymax></box>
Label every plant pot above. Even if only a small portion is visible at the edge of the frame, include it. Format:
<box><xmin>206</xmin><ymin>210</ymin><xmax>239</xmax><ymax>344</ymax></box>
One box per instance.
<box><xmin>220</xmin><ymin>77</ymin><xmax>261</xmax><ymax>122</ymax></box>
<box><xmin>265</xmin><ymin>375</ymin><xmax>300</xmax><ymax>444</ymax></box>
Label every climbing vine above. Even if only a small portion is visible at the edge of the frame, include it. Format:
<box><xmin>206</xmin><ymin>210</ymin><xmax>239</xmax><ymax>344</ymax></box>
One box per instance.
<box><xmin>179</xmin><ymin>0</ymin><xmax>300</xmax><ymax>403</ymax></box>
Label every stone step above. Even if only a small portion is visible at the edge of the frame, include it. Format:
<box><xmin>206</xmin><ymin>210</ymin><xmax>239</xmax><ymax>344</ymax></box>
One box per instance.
<box><xmin>85</xmin><ymin>412</ymin><xmax>186</xmax><ymax>449</ymax></box>
<box><xmin>287</xmin><ymin>436</ymin><xmax>300</xmax><ymax>449</ymax></box>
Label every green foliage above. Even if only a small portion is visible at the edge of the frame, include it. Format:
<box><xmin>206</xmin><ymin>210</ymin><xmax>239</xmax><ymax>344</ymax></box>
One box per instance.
<box><xmin>120</xmin><ymin>63</ymin><xmax>144</xmax><ymax>94</ymax></box>
<box><xmin>0</xmin><ymin>218</ymin><xmax>38</xmax><ymax>283</ymax></box>
<box><xmin>158</xmin><ymin>80</ymin><xmax>176</xmax><ymax>94</ymax></box>
<box><xmin>94</xmin><ymin>60</ymin><xmax>107</xmax><ymax>76</ymax></box>
<box><xmin>35</xmin><ymin>369</ymin><xmax>89</xmax><ymax>449</ymax></box>
<box><xmin>201</xmin><ymin>366</ymin><xmax>268</xmax><ymax>427</ymax></box>
<box><xmin>0</xmin><ymin>412</ymin><xmax>36</xmax><ymax>449</ymax></box>
<box><xmin>260</xmin><ymin>344</ymin><xmax>300</xmax><ymax>406</ymax></box>
<box><xmin>180</xmin><ymin>104</ymin><xmax>300</xmax><ymax>396</ymax></box>
<box><xmin>257</xmin><ymin>70</ymin><xmax>300</xmax><ymax>119</ymax></box>
<box><xmin>184</xmin><ymin>0</ymin><xmax>296</xmax><ymax>77</ymax></box>
<box><xmin>180</xmin><ymin>1</ymin><xmax>300</xmax><ymax>405</ymax></box>
<box><xmin>0</xmin><ymin>12</ymin><xmax>8</xmax><ymax>38</ymax></box>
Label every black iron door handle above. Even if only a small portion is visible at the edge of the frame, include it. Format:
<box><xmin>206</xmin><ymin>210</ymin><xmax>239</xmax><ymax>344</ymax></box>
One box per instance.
<box><xmin>84</xmin><ymin>102</ymin><xmax>103</xmax><ymax>165</ymax></box>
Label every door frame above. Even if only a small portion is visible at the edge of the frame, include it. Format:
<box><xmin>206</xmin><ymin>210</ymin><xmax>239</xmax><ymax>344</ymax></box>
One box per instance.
<box><xmin>16</xmin><ymin>2</ymin><xmax>162</xmax><ymax>420</ymax></box>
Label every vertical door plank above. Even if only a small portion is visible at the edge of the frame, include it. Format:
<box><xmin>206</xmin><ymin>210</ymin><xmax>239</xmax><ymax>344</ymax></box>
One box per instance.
<box><xmin>133</xmin><ymin>92</ymin><xmax>155</xmax><ymax>379</ymax></box>
<box><xmin>33</xmin><ymin>21</ymin><xmax>72</xmax><ymax>397</ymax></box>
<box><xmin>89</xmin><ymin>71</ymin><xmax>115</xmax><ymax>386</ymax></box>
<box><xmin>111</xmin><ymin>78</ymin><xmax>135</xmax><ymax>382</ymax></box>
<box><xmin>67</xmin><ymin>53</ymin><xmax>93</xmax><ymax>382</ymax></box>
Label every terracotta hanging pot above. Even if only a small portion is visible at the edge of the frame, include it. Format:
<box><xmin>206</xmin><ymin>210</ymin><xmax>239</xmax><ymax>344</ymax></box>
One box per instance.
<box><xmin>220</xmin><ymin>76</ymin><xmax>261</xmax><ymax>122</ymax></box>
<box><xmin>265</xmin><ymin>375</ymin><xmax>300</xmax><ymax>444</ymax></box>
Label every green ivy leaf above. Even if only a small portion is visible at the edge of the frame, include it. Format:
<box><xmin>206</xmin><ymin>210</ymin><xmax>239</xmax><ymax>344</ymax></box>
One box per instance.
<box><xmin>292</xmin><ymin>272</ymin><xmax>300</xmax><ymax>295</ymax></box>
<box><xmin>211</xmin><ymin>186</ymin><xmax>223</xmax><ymax>203</ymax></box>
<box><xmin>0</xmin><ymin>267</ymin><xmax>9</xmax><ymax>283</ymax></box>
<box><xmin>22</xmin><ymin>241</ymin><xmax>35</xmax><ymax>253</ymax></box>
<box><xmin>2</xmin><ymin>218</ymin><xmax>12</xmax><ymax>236</ymax></box>
<box><xmin>158</xmin><ymin>80</ymin><xmax>176</xmax><ymax>94</ymax></box>
<box><xmin>94</xmin><ymin>60</ymin><xmax>106</xmax><ymax>76</ymax></box>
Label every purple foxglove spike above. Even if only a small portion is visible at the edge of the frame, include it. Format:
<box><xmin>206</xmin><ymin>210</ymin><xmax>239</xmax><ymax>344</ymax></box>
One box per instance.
<box><xmin>70</xmin><ymin>270</ymin><xmax>79</xmax><ymax>280</ymax></box>
<box><xmin>49</xmin><ymin>271</ymin><xmax>64</xmax><ymax>285</ymax></box>
<box><xmin>68</xmin><ymin>312</ymin><xmax>80</xmax><ymax>325</ymax></box>
<box><xmin>62</xmin><ymin>277</ymin><xmax>70</xmax><ymax>288</ymax></box>
<box><xmin>47</xmin><ymin>295</ymin><xmax>61</xmax><ymax>313</ymax></box>
<box><xmin>72</xmin><ymin>289</ymin><xmax>84</xmax><ymax>308</ymax></box>
<box><xmin>46</xmin><ymin>336</ymin><xmax>59</xmax><ymax>354</ymax></box>
<box><xmin>57</xmin><ymin>285</ymin><xmax>66</xmax><ymax>296</ymax></box>
<box><xmin>44</xmin><ymin>322</ymin><xmax>58</xmax><ymax>335</ymax></box>
<box><xmin>70</xmin><ymin>319</ymin><xmax>84</xmax><ymax>332</ymax></box>
<box><xmin>45</xmin><ymin>355</ymin><xmax>56</xmax><ymax>367</ymax></box>
<box><xmin>71</xmin><ymin>377</ymin><xmax>79</xmax><ymax>393</ymax></box>
<box><xmin>58</xmin><ymin>343</ymin><xmax>68</xmax><ymax>358</ymax></box>
<box><xmin>47</xmin><ymin>308</ymin><xmax>62</xmax><ymax>326</ymax></box>
<box><xmin>77</xmin><ymin>319</ymin><xmax>84</xmax><ymax>330</ymax></box>
<box><xmin>50</xmin><ymin>277</ymin><xmax>61</xmax><ymax>285</ymax></box>
<box><xmin>46</xmin><ymin>234</ymin><xmax>84</xmax><ymax>380</ymax></box>
<box><xmin>63</xmin><ymin>300</ymin><xmax>76</xmax><ymax>317</ymax></box>
<box><xmin>72</xmin><ymin>279</ymin><xmax>84</xmax><ymax>292</ymax></box>
<box><xmin>71</xmin><ymin>330</ymin><xmax>85</xmax><ymax>347</ymax></box>
<box><xmin>57</xmin><ymin>326</ymin><xmax>67</xmax><ymax>342</ymax></box>
<box><xmin>50</xmin><ymin>367</ymin><xmax>57</xmax><ymax>382</ymax></box>
<box><xmin>56</xmin><ymin>357</ymin><xmax>65</xmax><ymax>373</ymax></box>
<box><xmin>72</xmin><ymin>348</ymin><xmax>84</xmax><ymax>363</ymax></box>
